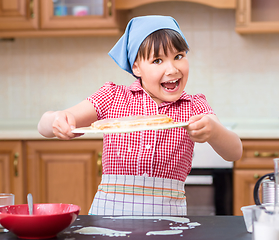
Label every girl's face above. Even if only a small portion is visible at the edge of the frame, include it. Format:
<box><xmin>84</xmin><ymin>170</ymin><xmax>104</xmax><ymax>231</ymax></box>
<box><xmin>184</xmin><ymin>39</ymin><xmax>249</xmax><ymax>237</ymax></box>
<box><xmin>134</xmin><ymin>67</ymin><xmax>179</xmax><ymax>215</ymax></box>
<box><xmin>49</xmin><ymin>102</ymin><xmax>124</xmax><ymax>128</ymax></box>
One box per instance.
<box><xmin>132</xmin><ymin>46</ymin><xmax>189</xmax><ymax>105</ymax></box>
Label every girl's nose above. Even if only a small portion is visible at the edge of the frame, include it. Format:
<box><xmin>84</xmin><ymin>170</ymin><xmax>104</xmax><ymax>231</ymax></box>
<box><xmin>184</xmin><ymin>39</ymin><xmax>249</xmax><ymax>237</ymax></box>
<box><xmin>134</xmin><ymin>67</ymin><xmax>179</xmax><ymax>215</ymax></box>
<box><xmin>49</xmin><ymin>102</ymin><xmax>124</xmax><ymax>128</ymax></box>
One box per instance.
<box><xmin>165</xmin><ymin>62</ymin><xmax>179</xmax><ymax>75</ymax></box>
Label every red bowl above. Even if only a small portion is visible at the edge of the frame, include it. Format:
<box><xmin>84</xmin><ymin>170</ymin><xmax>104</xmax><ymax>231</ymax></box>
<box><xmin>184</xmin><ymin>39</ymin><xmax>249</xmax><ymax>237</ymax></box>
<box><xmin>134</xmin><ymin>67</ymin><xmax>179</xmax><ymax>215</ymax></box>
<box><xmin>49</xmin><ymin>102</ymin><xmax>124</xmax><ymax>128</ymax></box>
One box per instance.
<box><xmin>0</xmin><ymin>203</ymin><xmax>80</xmax><ymax>239</ymax></box>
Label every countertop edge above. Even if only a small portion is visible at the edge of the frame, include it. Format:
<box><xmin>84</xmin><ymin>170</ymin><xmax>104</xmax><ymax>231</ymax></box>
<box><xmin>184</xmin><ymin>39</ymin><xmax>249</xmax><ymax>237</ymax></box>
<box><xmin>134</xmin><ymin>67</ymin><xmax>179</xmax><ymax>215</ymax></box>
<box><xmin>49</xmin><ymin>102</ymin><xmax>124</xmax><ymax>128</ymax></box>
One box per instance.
<box><xmin>0</xmin><ymin>130</ymin><xmax>104</xmax><ymax>140</ymax></box>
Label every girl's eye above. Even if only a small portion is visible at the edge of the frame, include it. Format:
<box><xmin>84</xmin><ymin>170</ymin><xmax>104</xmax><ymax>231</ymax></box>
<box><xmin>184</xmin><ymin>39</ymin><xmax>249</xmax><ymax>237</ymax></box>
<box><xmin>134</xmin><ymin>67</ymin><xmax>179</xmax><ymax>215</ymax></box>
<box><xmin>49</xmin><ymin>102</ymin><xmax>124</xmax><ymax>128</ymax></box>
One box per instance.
<box><xmin>153</xmin><ymin>59</ymin><xmax>162</xmax><ymax>64</ymax></box>
<box><xmin>175</xmin><ymin>54</ymin><xmax>183</xmax><ymax>60</ymax></box>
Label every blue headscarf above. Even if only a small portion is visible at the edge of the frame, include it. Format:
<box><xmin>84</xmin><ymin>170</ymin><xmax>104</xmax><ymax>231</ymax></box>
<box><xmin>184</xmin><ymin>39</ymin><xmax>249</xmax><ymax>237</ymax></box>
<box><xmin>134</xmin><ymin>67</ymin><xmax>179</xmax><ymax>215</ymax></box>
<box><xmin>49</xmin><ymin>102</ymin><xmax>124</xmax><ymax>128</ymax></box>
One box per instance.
<box><xmin>108</xmin><ymin>15</ymin><xmax>188</xmax><ymax>75</ymax></box>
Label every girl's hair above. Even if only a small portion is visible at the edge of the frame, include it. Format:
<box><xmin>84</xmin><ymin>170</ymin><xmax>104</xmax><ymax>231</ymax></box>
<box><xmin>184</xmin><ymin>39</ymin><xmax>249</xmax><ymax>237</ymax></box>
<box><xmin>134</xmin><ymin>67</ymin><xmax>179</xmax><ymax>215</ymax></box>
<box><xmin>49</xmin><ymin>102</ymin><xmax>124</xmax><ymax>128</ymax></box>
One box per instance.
<box><xmin>136</xmin><ymin>29</ymin><xmax>189</xmax><ymax>61</ymax></box>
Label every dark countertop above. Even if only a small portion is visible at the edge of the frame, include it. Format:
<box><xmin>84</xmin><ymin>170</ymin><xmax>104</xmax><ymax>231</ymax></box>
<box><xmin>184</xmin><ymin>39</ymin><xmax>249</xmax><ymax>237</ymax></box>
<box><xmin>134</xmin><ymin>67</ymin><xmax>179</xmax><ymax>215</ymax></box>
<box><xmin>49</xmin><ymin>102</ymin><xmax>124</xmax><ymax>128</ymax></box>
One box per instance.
<box><xmin>0</xmin><ymin>215</ymin><xmax>251</xmax><ymax>240</ymax></box>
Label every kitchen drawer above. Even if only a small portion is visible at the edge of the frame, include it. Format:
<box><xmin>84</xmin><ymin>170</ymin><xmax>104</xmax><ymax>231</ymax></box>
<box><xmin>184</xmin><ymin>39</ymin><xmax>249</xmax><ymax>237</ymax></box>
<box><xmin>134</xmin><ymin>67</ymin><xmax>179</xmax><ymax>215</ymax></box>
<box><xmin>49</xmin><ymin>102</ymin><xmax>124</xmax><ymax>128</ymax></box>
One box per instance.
<box><xmin>234</xmin><ymin>140</ymin><xmax>279</xmax><ymax>169</ymax></box>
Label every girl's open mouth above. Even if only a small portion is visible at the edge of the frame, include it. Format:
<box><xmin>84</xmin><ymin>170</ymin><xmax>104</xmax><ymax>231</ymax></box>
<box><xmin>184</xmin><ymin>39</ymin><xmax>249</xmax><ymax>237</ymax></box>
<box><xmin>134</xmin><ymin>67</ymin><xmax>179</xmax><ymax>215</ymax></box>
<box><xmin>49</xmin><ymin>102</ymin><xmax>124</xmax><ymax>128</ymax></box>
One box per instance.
<box><xmin>161</xmin><ymin>79</ymin><xmax>180</xmax><ymax>91</ymax></box>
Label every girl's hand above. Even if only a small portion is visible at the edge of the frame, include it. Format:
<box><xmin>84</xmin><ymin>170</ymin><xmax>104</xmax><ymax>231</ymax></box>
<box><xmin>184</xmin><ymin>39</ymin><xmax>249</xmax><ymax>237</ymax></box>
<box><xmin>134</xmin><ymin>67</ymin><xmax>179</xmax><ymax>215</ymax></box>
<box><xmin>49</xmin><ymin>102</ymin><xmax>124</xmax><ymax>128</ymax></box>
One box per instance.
<box><xmin>185</xmin><ymin>114</ymin><xmax>243</xmax><ymax>161</ymax></box>
<box><xmin>38</xmin><ymin>100</ymin><xmax>97</xmax><ymax>140</ymax></box>
<box><xmin>52</xmin><ymin>111</ymin><xmax>84</xmax><ymax>140</ymax></box>
<box><xmin>184</xmin><ymin>114</ymin><xmax>216</xmax><ymax>143</ymax></box>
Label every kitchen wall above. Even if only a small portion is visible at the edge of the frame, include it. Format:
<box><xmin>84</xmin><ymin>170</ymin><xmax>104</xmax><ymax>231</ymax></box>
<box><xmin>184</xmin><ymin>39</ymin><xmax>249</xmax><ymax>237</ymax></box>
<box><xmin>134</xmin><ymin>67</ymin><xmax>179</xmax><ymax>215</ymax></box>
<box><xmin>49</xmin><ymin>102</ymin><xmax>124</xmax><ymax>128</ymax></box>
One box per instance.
<box><xmin>1</xmin><ymin>2</ymin><xmax>279</xmax><ymax>126</ymax></box>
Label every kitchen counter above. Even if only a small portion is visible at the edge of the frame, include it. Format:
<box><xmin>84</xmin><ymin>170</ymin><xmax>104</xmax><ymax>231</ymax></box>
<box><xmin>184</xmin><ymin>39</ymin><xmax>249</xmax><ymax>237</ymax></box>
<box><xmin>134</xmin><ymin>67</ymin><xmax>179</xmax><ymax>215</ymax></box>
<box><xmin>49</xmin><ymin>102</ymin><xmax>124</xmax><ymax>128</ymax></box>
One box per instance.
<box><xmin>1</xmin><ymin>118</ymin><xmax>279</xmax><ymax>140</ymax></box>
<box><xmin>0</xmin><ymin>121</ymin><xmax>103</xmax><ymax>140</ymax></box>
<box><xmin>0</xmin><ymin>215</ymin><xmax>251</xmax><ymax>240</ymax></box>
<box><xmin>222</xmin><ymin>118</ymin><xmax>279</xmax><ymax>139</ymax></box>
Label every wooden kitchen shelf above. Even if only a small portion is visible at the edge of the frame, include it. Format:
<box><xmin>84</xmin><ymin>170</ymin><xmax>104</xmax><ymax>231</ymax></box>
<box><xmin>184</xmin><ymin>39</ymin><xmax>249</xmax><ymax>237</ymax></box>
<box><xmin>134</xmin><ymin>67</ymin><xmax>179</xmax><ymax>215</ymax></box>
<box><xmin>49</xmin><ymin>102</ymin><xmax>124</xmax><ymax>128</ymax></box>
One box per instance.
<box><xmin>0</xmin><ymin>0</ymin><xmax>237</xmax><ymax>38</ymax></box>
<box><xmin>0</xmin><ymin>0</ymin><xmax>125</xmax><ymax>38</ymax></box>
<box><xmin>115</xmin><ymin>0</ymin><xmax>236</xmax><ymax>9</ymax></box>
<box><xmin>1</xmin><ymin>0</ymin><xmax>279</xmax><ymax>37</ymax></box>
<box><xmin>235</xmin><ymin>0</ymin><xmax>279</xmax><ymax>34</ymax></box>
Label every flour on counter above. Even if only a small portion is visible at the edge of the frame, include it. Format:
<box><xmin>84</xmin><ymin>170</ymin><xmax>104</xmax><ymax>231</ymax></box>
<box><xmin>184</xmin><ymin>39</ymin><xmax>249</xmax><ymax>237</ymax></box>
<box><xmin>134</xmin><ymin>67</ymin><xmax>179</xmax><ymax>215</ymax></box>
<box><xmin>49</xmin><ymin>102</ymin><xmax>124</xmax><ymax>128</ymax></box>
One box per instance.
<box><xmin>103</xmin><ymin>216</ymin><xmax>190</xmax><ymax>223</ymax></box>
<box><xmin>170</xmin><ymin>226</ymin><xmax>189</xmax><ymax>230</ymax></box>
<box><xmin>188</xmin><ymin>222</ymin><xmax>201</xmax><ymax>227</ymax></box>
<box><xmin>146</xmin><ymin>230</ymin><xmax>183</xmax><ymax>235</ymax></box>
<box><xmin>74</xmin><ymin>227</ymin><xmax>131</xmax><ymax>237</ymax></box>
<box><xmin>73</xmin><ymin>216</ymin><xmax>200</xmax><ymax>237</ymax></box>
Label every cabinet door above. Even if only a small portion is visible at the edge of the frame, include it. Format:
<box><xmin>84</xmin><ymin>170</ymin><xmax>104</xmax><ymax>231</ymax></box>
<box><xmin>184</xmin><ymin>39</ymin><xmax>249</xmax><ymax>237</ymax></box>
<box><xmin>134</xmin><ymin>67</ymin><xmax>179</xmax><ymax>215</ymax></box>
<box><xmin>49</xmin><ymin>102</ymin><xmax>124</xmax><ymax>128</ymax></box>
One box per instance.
<box><xmin>0</xmin><ymin>141</ymin><xmax>24</xmax><ymax>204</ymax></box>
<box><xmin>234</xmin><ymin>140</ymin><xmax>279</xmax><ymax>169</ymax></box>
<box><xmin>233</xmin><ymin>169</ymin><xmax>273</xmax><ymax>215</ymax></box>
<box><xmin>26</xmin><ymin>140</ymin><xmax>103</xmax><ymax>215</ymax></box>
<box><xmin>0</xmin><ymin>0</ymin><xmax>38</xmax><ymax>30</ymax></box>
<box><xmin>236</xmin><ymin>0</ymin><xmax>279</xmax><ymax>33</ymax></box>
<box><xmin>40</xmin><ymin>0</ymin><xmax>119</xmax><ymax>31</ymax></box>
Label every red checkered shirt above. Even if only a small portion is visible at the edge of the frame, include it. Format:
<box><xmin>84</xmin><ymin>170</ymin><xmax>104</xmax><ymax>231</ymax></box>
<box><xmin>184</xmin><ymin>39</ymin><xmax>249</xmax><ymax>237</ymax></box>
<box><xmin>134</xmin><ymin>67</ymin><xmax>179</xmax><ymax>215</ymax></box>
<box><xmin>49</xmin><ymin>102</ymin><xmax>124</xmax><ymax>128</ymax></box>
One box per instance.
<box><xmin>87</xmin><ymin>79</ymin><xmax>215</xmax><ymax>182</ymax></box>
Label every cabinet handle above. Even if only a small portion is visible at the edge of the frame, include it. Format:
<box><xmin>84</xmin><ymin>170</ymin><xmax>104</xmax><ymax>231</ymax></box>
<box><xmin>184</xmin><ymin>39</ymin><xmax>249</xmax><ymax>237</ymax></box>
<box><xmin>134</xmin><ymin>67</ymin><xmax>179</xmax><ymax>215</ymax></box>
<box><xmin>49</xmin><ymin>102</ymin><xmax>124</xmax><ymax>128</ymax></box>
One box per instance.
<box><xmin>14</xmin><ymin>152</ymin><xmax>19</xmax><ymax>177</ymax></box>
<box><xmin>29</xmin><ymin>0</ymin><xmax>34</xmax><ymax>18</ymax></box>
<box><xmin>97</xmin><ymin>152</ymin><xmax>102</xmax><ymax>177</ymax></box>
<box><xmin>254</xmin><ymin>151</ymin><xmax>279</xmax><ymax>158</ymax></box>
<box><xmin>107</xmin><ymin>0</ymin><xmax>112</xmax><ymax>16</ymax></box>
<box><xmin>254</xmin><ymin>173</ymin><xmax>260</xmax><ymax>179</ymax></box>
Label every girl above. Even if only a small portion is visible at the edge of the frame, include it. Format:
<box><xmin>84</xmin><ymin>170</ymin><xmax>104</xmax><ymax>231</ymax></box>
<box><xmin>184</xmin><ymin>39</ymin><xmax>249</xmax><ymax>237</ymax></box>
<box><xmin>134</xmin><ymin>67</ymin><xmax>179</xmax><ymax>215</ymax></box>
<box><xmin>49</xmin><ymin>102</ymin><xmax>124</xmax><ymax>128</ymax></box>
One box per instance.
<box><xmin>38</xmin><ymin>15</ymin><xmax>242</xmax><ymax>215</ymax></box>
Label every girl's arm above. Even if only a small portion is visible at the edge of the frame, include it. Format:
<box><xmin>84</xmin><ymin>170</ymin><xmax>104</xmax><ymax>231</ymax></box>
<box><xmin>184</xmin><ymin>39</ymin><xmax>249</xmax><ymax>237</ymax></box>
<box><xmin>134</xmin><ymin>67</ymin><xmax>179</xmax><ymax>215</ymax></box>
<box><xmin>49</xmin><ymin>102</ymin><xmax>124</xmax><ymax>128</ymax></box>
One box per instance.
<box><xmin>38</xmin><ymin>100</ymin><xmax>97</xmax><ymax>140</ymax></box>
<box><xmin>185</xmin><ymin>114</ymin><xmax>243</xmax><ymax>161</ymax></box>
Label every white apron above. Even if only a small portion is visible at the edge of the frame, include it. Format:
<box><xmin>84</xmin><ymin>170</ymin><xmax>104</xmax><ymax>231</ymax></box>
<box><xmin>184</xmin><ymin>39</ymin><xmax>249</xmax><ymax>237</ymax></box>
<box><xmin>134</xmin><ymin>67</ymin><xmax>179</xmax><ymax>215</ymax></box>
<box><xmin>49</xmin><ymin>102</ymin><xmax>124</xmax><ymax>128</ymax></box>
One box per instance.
<box><xmin>88</xmin><ymin>174</ymin><xmax>187</xmax><ymax>215</ymax></box>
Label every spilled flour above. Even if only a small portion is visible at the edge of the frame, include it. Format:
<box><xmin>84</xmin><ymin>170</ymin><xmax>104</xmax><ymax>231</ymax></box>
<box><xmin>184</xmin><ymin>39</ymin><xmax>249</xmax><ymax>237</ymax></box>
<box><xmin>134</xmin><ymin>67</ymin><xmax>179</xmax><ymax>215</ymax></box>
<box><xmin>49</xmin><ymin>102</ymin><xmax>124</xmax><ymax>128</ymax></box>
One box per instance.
<box><xmin>73</xmin><ymin>216</ymin><xmax>200</xmax><ymax>237</ymax></box>
<box><xmin>188</xmin><ymin>222</ymin><xmax>201</xmax><ymax>227</ymax></box>
<box><xmin>170</xmin><ymin>226</ymin><xmax>189</xmax><ymax>230</ymax></box>
<box><xmin>74</xmin><ymin>227</ymin><xmax>131</xmax><ymax>237</ymax></box>
<box><xmin>146</xmin><ymin>230</ymin><xmax>183</xmax><ymax>235</ymax></box>
<box><xmin>104</xmin><ymin>216</ymin><xmax>190</xmax><ymax>223</ymax></box>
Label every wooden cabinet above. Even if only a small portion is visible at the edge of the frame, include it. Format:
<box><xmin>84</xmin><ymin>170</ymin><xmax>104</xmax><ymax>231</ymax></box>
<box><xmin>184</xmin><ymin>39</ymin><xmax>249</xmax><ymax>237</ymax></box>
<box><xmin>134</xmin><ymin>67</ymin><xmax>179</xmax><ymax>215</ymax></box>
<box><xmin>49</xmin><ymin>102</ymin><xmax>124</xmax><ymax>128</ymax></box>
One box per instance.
<box><xmin>115</xmin><ymin>0</ymin><xmax>236</xmax><ymax>9</ymax></box>
<box><xmin>0</xmin><ymin>139</ymin><xmax>103</xmax><ymax>215</ymax></box>
<box><xmin>0</xmin><ymin>0</ymin><xmax>39</xmax><ymax>30</ymax></box>
<box><xmin>0</xmin><ymin>141</ymin><xmax>24</xmax><ymax>204</ymax></box>
<box><xmin>236</xmin><ymin>0</ymin><xmax>279</xmax><ymax>33</ymax></box>
<box><xmin>26</xmin><ymin>140</ymin><xmax>103</xmax><ymax>215</ymax></box>
<box><xmin>0</xmin><ymin>0</ymin><xmax>238</xmax><ymax>38</ymax></box>
<box><xmin>2</xmin><ymin>0</ymin><xmax>279</xmax><ymax>36</ymax></box>
<box><xmin>233</xmin><ymin>140</ymin><xmax>279</xmax><ymax>215</ymax></box>
<box><xmin>234</xmin><ymin>169</ymin><xmax>272</xmax><ymax>215</ymax></box>
<box><xmin>0</xmin><ymin>0</ymin><xmax>124</xmax><ymax>38</ymax></box>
